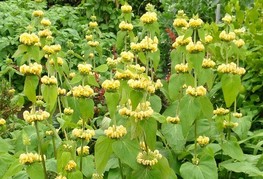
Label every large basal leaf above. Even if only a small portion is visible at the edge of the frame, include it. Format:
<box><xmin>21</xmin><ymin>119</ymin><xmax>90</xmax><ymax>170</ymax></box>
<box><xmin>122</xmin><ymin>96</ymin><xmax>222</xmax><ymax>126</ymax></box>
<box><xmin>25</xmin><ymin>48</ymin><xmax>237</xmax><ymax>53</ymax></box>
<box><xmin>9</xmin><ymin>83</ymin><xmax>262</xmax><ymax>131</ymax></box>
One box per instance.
<box><xmin>41</xmin><ymin>84</ymin><xmax>58</xmax><ymax>113</ymax></box>
<box><xmin>26</xmin><ymin>162</ymin><xmax>45</xmax><ymax>179</ymax></box>
<box><xmin>104</xmin><ymin>92</ymin><xmax>120</xmax><ymax>120</ymax></box>
<box><xmin>95</xmin><ymin>136</ymin><xmax>114</xmax><ymax>174</ymax></box>
<box><xmin>140</xmin><ymin>117</ymin><xmax>157</xmax><ymax>149</ymax></box>
<box><xmin>161</xmin><ymin>123</ymin><xmax>186</xmax><ymax>152</ymax></box>
<box><xmin>112</xmin><ymin>139</ymin><xmax>140</xmax><ymax>169</ymax></box>
<box><xmin>180</xmin><ymin>155</ymin><xmax>218</xmax><ymax>179</ymax></box>
<box><xmin>24</xmin><ymin>75</ymin><xmax>39</xmax><ymax>103</ymax></box>
<box><xmin>220</xmin><ymin>161</ymin><xmax>263</xmax><ymax>177</ymax></box>
<box><xmin>221</xmin><ymin>140</ymin><xmax>245</xmax><ymax>161</ymax></box>
<box><xmin>221</xmin><ymin>74</ymin><xmax>242</xmax><ymax>107</ymax></box>
<box><xmin>179</xmin><ymin>95</ymin><xmax>201</xmax><ymax>137</ymax></box>
<box><xmin>77</xmin><ymin>98</ymin><xmax>94</xmax><ymax>120</ymax></box>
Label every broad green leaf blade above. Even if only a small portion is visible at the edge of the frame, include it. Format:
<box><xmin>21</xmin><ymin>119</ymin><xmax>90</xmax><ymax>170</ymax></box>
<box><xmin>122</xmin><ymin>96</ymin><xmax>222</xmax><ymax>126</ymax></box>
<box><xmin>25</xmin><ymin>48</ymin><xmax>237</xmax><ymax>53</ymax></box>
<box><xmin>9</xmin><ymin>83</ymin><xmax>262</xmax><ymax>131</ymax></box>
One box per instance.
<box><xmin>116</xmin><ymin>31</ymin><xmax>127</xmax><ymax>51</ymax></box>
<box><xmin>24</xmin><ymin>75</ymin><xmax>39</xmax><ymax>103</ymax></box>
<box><xmin>68</xmin><ymin>170</ymin><xmax>83</xmax><ymax>179</ymax></box>
<box><xmin>104</xmin><ymin>92</ymin><xmax>120</xmax><ymax>120</ymax></box>
<box><xmin>112</xmin><ymin>139</ymin><xmax>140</xmax><ymax>169</ymax></box>
<box><xmin>221</xmin><ymin>74</ymin><xmax>241</xmax><ymax>107</ymax></box>
<box><xmin>155</xmin><ymin>157</ymin><xmax>178</xmax><ymax>179</ymax></box>
<box><xmin>180</xmin><ymin>155</ymin><xmax>218</xmax><ymax>179</ymax></box>
<box><xmin>41</xmin><ymin>84</ymin><xmax>58</xmax><ymax>113</ymax></box>
<box><xmin>95</xmin><ymin>136</ymin><xmax>114</xmax><ymax>174</ymax></box>
<box><xmin>140</xmin><ymin>117</ymin><xmax>157</xmax><ymax>149</ymax></box>
<box><xmin>2</xmin><ymin>159</ymin><xmax>23</xmax><ymax>179</ymax></box>
<box><xmin>94</xmin><ymin>64</ymin><xmax>108</xmax><ymax>73</ymax></box>
<box><xmin>130</xmin><ymin>90</ymin><xmax>144</xmax><ymax>110</ymax></box>
<box><xmin>77</xmin><ymin>98</ymin><xmax>94</xmax><ymax>120</ymax></box>
<box><xmin>87</xmin><ymin>75</ymin><xmax>99</xmax><ymax>87</ymax></box>
<box><xmin>13</xmin><ymin>44</ymin><xmax>28</xmax><ymax>58</ymax></box>
<box><xmin>26</xmin><ymin>162</ymin><xmax>45</xmax><ymax>179</ymax></box>
<box><xmin>77</xmin><ymin>155</ymin><xmax>95</xmax><ymax>178</ymax></box>
<box><xmin>149</xmin><ymin>95</ymin><xmax>162</xmax><ymax>113</ymax></box>
<box><xmin>132</xmin><ymin>166</ymin><xmax>161</xmax><ymax>179</ymax></box>
<box><xmin>197</xmin><ymin>96</ymin><xmax>213</xmax><ymax>120</ymax></box>
<box><xmin>222</xmin><ymin>140</ymin><xmax>245</xmax><ymax>161</ymax></box>
<box><xmin>220</xmin><ymin>162</ymin><xmax>263</xmax><ymax>177</ymax></box>
<box><xmin>179</xmin><ymin>95</ymin><xmax>201</xmax><ymax>137</ymax></box>
<box><xmin>161</xmin><ymin>123</ymin><xmax>186</xmax><ymax>152</ymax></box>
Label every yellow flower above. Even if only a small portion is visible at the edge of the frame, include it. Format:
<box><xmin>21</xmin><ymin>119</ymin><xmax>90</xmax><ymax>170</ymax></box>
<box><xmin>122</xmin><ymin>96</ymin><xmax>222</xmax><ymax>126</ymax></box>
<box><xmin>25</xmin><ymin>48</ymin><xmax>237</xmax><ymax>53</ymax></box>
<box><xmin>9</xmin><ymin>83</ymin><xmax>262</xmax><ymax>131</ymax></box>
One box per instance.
<box><xmin>131</xmin><ymin>36</ymin><xmax>158</xmax><ymax>52</ymax></box>
<box><xmin>41</xmin><ymin>18</ymin><xmax>51</xmax><ymax>26</ymax></box>
<box><xmin>137</xmin><ymin>149</ymin><xmax>162</xmax><ymax>166</ymax></box>
<box><xmin>213</xmin><ymin>107</ymin><xmax>229</xmax><ymax>115</ymax></box>
<box><xmin>88</xmin><ymin>41</ymin><xmax>99</xmax><ymax>47</ymax></box>
<box><xmin>197</xmin><ymin>136</ymin><xmax>209</xmax><ymax>146</ymax></box>
<box><xmin>19</xmin><ymin>153</ymin><xmax>43</xmax><ymax>165</ymax></box>
<box><xmin>121</xmin><ymin>4</ymin><xmax>132</xmax><ymax>13</ymax></box>
<box><xmin>92</xmin><ymin>173</ymin><xmax>104</xmax><ymax>179</ymax></box>
<box><xmin>189</xmin><ymin>17</ymin><xmax>203</xmax><ymax>28</ymax></box>
<box><xmin>186</xmin><ymin>86</ymin><xmax>207</xmax><ymax>96</ymax></box>
<box><xmin>234</xmin><ymin>27</ymin><xmax>246</xmax><ymax>35</ymax></box>
<box><xmin>219</xmin><ymin>31</ymin><xmax>236</xmax><ymax>42</ymax></box>
<box><xmin>233</xmin><ymin>112</ymin><xmax>242</xmax><ymax>118</ymax></box>
<box><xmin>233</xmin><ymin>39</ymin><xmax>245</xmax><ymax>48</ymax></box>
<box><xmin>120</xmin><ymin>51</ymin><xmax>134</xmax><ymax>63</ymax></box>
<box><xmin>23</xmin><ymin>109</ymin><xmax>50</xmax><ymax>123</ymax></box>
<box><xmin>69</xmin><ymin>72</ymin><xmax>76</xmax><ymax>79</ymax></box>
<box><xmin>41</xmin><ymin>75</ymin><xmax>57</xmax><ymax>85</ymax></box>
<box><xmin>172</xmin><ymin>35</ymin><xmax>192</xmax><ymax>48</ymax></box>
<box><xmin>104</xmin><ymin>125</ymin><xmax>127</xmax><ymax>139</ymax></box>
<box><xmin>46</xmin><ymin>130</ymin><xmax>54</xmax><ymax>136</ymax></box>
<box><xmin>166</xmin><ymin>116</ymin><xmax>180</xmax><ymax>124</ymax></box>
<box><xmin>114</xmin><ymin>69</ymin><xmax>138</xmax><ymax>80</ymax></box>
<box><xmin>32</xmin><ymin>10</ymin><xmax>44</xmax><ymax>17</ymax></box>
<box><xmin>175</xmin><ymin>63</ymin><xmax>189</xmax><ymax>73</ymax></box>
<box><xmin>202</xmin><ymin>58</ymin><xmax>216</xmax><ymax>68</ymax></box>
<box><xmin>20</xmin><ymin>33</ymin><xmax>40</xmax><ymax>45</ymax></box>
<box><xmin>204</xmin><ymin>35</ymin><xmax>213</xmax><ymax>43</ymax></box>
<box><xmin>72</xmin><ymin>128</ymin><xmax>95</xmax><ymax>141</ymax></box>
<box><xmin>64</xmin><ymin>107</ymin><xmax>74</xmax><ymax>115</ymax></box>
<box><xmin>101</xmin><ymin>79</ymin><xmax>120</xmax><ymax>92</ymax></box>
<box><xmin>20</xmin><ymin>62</ymin><xmax>42</xmax><ymax>76</ymax></box>
<box><xmin>89</xmin><ymin>21</ymin><xmax>98</xmax><ymax>28</ymax></box>
<box><xmin>77</xmin><ymin>146</ymin><xmax>89</xmax><ymax>156</ymax></box>
<box><xmin>173</xmin><ymin>18</ymin><xmax>188</xmax><ymax>28</ymax></box>
<box><xmin>217</xmin><ymin>62</ymin><xmax>246</xmax><ymax>75</ymax></box>
<box><xmin>71</xmin><ymin>85</ymin><xmax>94</xmax><ymax>98</ymax></box>
<box><xmin>0</xmin><ymin>118</ymin><xmax>6</xmax><ymax>125</ymax></box>
<box><xmin>78</xmin><ymin>63</ymin><xmax>92</xmax><ymax>75</ymax></box>
<box><xmin>55</xmin><ymin>175</ymin><xmax>67</xmax><ymax>179</ymax></box>
<box><xmin>43</xmin><ymin>44</ymin><xmax>61</xmax><ymax>54</ymax></box>
<box><xmin>186</xmin><ymin>41</ymin><xmax>204</xmax><ymax>53</ymax></box>
<box><xmin>85</xmin><ymin>35</ymin><xmax>93</xmax><ymax>41</ymax></box>
<box><xmin>106</xmin><ymin>57</ymin><xmax>119</xmax><ymax>68</ymax></box>
<box><xmin>222</xmin><ymin>14</ymin><xmax>232</xmax><ymax>24</ymax></box>
<box><xmin>119</xmin><ymin>21</ymin><xmax>133</xmax><ymax>31</ymax></box>
<box><xmin>140</xmin><ymin>12</ymin><xmax>157</xmax><ymax>24</ymax></box>
<box><xmin>223</xmin><ymin>120</ymin><xmax>238</xmax><ymax>128</ymax></box>
<box><xmin>65</xmin><ymin>160</ymin><xmax>77</xmax><ymax>172</ymax></box>
<box><xmin>38</xmin><ymin>29</ymin><xmax>52</xmax><ymax>37</ymax></box>
<box><xmin>89</xmin><ymin>53</ymin><xmax>94</xmax><ymax>59</ymax></box>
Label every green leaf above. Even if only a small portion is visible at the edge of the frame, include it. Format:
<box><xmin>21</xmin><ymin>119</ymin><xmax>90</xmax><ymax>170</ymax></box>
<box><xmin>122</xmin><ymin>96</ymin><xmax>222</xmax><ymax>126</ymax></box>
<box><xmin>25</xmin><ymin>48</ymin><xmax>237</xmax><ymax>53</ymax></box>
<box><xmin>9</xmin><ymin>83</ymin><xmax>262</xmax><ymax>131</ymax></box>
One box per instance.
<box><xmin>13</xmin><ymin>44</ymin><xmax>28</xmax><ymax>58</ymax></box>
<box><xmin>198</xmin><ymin>28</ymin><xmax>205</xmax><ymax>42</ymax></box>
<box><xmin>46</xmin><ymin>158</ymin><xmax>57</xmax><ymax>173</ymax></box>
<box><xmin>116</xmin><ymin>31</ymin><xmax>127</xmax><ymax>51</ymax></box>
<box><xmin>132</xmin><ymin>166</ymin><xmax>161</xmax><ymax>179</ymax></box>
<box><xmin>199</xmin><ymin>68</ymin><xmax>214</xmax><ymax>90</ymax></box>
<box><xmin>138</xmin><ymin>52</ymin><xmax>147</xmax><ymax>65</ymax></box>
<box><xmin>26</xmin><ymin>163</ymin><xmax>45</xmax><ymax>179</ymax></box>
<box><xmin>68</xmin><ymin>171</ymin><xmax>83</xmax><ymax>179</ymax></box>
<box><xmin>180</xmin><ymin>155</ymin><xmax>218</xmax><ymax>179</ymax></box>
<box><xmin>28</xmin><ymin>46</ymin><xmax>43</xmax><ymax>63</ymax></box>
<box><xmin>104</xmin><ymin>92</ymin><xmax>120</xmax><ymax>120</ymax></box>
<box><xmin>94</xmin><ymin>64</ymin><xmax>108</xmax><ymax>73</ymax></box>
<box><xmin>95</xmin><ymin>136</ymin><xmax>114</xmax><ymax>173</ymax></box>
<box><xmin>184</xmin><ymin>28</ymin><xmax>193</xmax><ymax>39</ymax></box>
<box><xmin>77</xmin><ymin>98</ymin><xmax>94</xmax><ymax>120</ymax></box>
<box><xmin>187</xmin><ymin>52</ymin><xmax>205</xmax><ymax>74</ymax></box>
<box><xmin>149</xmin><ymin>49</ymin><xmax>160</xmax><ymax>70</ymax></box>
<box><xmin>220</xmin><ymin>161</ymin><xmax>263</xmax><ymax>177</ymax></box>
<box><xmin>155</xmin><ymin>157</ymin><xmax>177</xmax><ymax>179</ymax></box>
<box><xmin>2</xmin><ymin>159</ymin><xmax>23</xmax><ymax>179</ymax></box>
<box><xmin>119</xmin><ymin>80</ymin><xmax>131</xmax><ymax>105</ymax></box>
<box><xmin>130</xmin><ymin>90</ymin><xmax>144</xmax><ymax>110</ymax></box>
<box><xmin>87</xmin><ymin>75</ymin><xmax>99</xmax><ymax>87</ymax></box>
<box><xmin>221</xmin><ymin>140</ymin><xmax>245</xmax><ymax>161</ymax></box>
<box><xmin>24</xmin><ymin>75</ymin><xmax>39</xmax><ymax>103</ymax></box>
<box><xmin>140</xmin><ymin>117</ymin><xmax>157</xmax><ymax>149</ymax></box>
<box><xmin>70</xmin><ymin>74</ymin><xmax>82</xmax><ymax>85</ymax></box>
<box><xmin>197</xmin><ymin>96</ymin><xmax>213</xmax><ymax>119</ymax></box>
<box><xmin>149</xmin><ymin>95</ymin><xmax>162</xmax><ymax>113</ymax></box>
<box><xmin>77</xmin><ymin>155</ymin><xmax>95</xmax><ymax>178</ymax></box>
<box><xmin>221</xmin><ymin>74</ymin><xmax>241</xmax><ymax>107</ymax></box>
<box><xmin>161</xmin><ymin>123</ymin><xmax>185</xmax><ymax>152</ymax></box>
<box><xmin>179</xmin><ymin>95</ymin><xmax>201</xmax><ymax>136</ymax></box>
<box><xmin>57</xmin><ymin>152</ymin><xmax>72</xmax><ymax>173</ymax></box>
<box><xmin>112</xmin><ymin>139</ymin><xmax>140</xmax><ymax>169</ymax></box>
<box><xmin>41</xmin><ymin>84</ymin><xmax>58</xmax><ymax>113</ymax></box>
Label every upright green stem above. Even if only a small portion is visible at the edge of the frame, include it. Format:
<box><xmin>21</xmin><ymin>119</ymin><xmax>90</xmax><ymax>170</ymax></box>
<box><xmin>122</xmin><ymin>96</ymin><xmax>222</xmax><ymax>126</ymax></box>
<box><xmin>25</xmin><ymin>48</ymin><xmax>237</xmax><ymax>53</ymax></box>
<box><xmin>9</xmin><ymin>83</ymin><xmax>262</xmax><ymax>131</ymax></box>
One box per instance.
<box><xmin>118</xmin><ymin>158</ymin><xmax>124</xmax><ymax>179</ymax></box>
<box><xmin>194</xmin><ymin>119</ymin><xmax>198</xmax><ymax>159</ymax></box>
<box><xmin>52</xmin><ymin>136</ymin><xmax>57</xmax><ymax>159</ymax></box>
<box><xmin>35</xmin><ymin>121</ymin><xmax>48</xmax><ymax>179</ymax></box>
<box><xmin>80</xmin><ymin>139</ymin><xmax>84</xmax><ymax>172</ymax></box>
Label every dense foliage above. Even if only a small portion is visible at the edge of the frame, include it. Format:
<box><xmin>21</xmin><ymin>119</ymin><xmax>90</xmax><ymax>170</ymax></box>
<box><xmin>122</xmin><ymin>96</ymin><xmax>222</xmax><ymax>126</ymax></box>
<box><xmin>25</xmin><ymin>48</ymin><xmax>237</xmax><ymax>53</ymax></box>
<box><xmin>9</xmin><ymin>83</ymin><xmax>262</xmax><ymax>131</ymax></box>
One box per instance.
<box><xmin>0</xmin><ymin>0</ymin><xmax>262</xmax><ymax>179</ymax></box>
